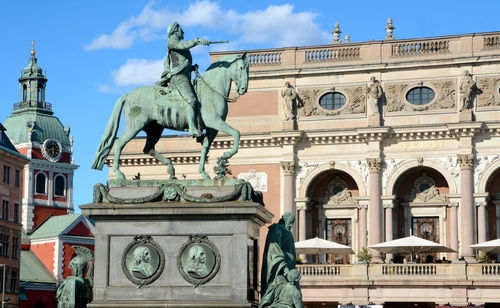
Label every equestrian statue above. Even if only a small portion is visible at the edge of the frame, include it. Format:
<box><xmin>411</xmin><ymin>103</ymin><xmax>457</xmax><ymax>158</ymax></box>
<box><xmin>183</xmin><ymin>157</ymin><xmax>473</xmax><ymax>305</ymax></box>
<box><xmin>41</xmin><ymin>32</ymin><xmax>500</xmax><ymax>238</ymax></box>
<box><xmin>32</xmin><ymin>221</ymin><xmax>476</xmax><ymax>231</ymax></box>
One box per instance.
<box><xmin>91</xmin><ymin>22</ymin><xmax>249</xmax><ymax>180</ymax></box>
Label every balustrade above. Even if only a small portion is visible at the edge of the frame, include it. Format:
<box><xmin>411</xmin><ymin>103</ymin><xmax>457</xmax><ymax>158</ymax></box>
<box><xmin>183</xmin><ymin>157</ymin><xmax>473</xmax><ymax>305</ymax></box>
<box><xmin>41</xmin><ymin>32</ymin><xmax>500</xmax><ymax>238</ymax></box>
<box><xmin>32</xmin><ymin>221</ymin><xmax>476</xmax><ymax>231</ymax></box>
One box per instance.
<box><xmin>381</xmin><ymin>264</ymin><xmax>436</xmax><ymax>275</ymax></box>
<box><xmin>297</xmin><ymin>264</ymin><xmax>341</xmax><ymax>277</ymax></box>
<box><xmin>248</xmin><ymin>52</ymin><xmax>281</xmax><ymax>66</ymax></box>
<box><xmin>391</xmin><ymin>40</ymin><xmax>449</xmax><ymax>56</ymax></box>
<box><xmin>484</xmin><ymin>35</ymin><xmax>500</xmax><ymax>49</ymax></box>
<box><xmin>304</xmin><ymin>47</ymin><xmax>360</xmax><ymax>62</ymax></box>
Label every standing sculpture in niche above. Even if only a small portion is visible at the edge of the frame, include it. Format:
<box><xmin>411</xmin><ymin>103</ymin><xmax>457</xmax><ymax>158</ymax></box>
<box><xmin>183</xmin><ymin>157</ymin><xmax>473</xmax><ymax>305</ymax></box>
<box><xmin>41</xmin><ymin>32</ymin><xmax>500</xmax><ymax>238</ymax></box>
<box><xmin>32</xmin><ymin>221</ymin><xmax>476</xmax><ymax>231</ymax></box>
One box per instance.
<box><xmin>459</xmin><ymin>71</ymin><xmax>476</xmax><ymax>111</ymax></box>
<box><xmin>260</xmin><ymin>212</ymin><xmax>303</xmax><ymax>308</ymax></box>
<box><xmin>56</xmin><ymin>247</ymin><xmax>93</xmax><ymax>308</ymax></box>
<box><xmin>281</xmin><ymin>82</ymin><xmax>297</xmax><ymax>121</ymax></box>
<box><xmin>366</xmin><ymin>76</ymin><xmax>383</xmax><ymax>116</ymax></box>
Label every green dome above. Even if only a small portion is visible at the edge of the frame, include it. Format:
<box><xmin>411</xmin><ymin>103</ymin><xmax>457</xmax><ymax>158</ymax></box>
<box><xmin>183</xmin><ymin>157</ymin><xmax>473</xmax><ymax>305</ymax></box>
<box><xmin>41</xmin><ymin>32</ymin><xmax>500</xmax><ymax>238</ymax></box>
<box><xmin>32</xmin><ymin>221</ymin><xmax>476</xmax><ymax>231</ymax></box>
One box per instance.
<box><xmin>3</xmin><ymin>108</ymin><xmax>70</xmax><ymax>148</ymax></box>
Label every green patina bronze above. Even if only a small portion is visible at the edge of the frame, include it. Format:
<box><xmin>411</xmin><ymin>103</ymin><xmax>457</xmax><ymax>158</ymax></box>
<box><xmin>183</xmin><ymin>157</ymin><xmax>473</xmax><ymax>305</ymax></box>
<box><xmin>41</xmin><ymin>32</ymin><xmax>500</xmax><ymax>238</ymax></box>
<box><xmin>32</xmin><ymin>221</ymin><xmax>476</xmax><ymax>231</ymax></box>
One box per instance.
<box><xmin>56</xmin><ymin>246</ymin><xmax>94</xmax><ymax>308</ymax></box>
<box><xmin>260</xmin><ymin>213</ymin><xmax>304</xmax><ymax>308</ymax></box>
<box><xmin>92</xmin><ymin>22</ymin><xmax>249</xmax><ymax>181</ymax></box>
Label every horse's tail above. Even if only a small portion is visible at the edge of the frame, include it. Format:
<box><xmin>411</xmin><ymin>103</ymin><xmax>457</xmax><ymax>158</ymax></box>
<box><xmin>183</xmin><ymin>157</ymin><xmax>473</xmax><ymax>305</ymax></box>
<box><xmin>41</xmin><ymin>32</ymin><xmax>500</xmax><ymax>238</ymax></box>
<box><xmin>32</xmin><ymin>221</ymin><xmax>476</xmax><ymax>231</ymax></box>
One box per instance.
<box><xmin>91</xmin><ymin>94</ymin><xmax>128</xmax><ymax>170</ymax></box>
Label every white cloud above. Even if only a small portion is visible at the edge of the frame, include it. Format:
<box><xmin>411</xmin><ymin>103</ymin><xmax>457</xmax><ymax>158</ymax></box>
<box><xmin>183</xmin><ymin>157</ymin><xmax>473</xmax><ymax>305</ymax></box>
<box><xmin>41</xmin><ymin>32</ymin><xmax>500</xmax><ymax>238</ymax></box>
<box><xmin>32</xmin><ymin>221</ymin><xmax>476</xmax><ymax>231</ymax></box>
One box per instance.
<box><xmin>112</xmin><ymin>59</ymin><xmax>163</xmax><ymax>87</ymax></box>
<box><xmin>97</xmin><ymin>84</ymin><xmax>114</xmax><ymax>94</ymax></box>
<box><xmin>85</xmin><ymin>1</ymin><xmax>330</xmax><ymax>51</ymax></box>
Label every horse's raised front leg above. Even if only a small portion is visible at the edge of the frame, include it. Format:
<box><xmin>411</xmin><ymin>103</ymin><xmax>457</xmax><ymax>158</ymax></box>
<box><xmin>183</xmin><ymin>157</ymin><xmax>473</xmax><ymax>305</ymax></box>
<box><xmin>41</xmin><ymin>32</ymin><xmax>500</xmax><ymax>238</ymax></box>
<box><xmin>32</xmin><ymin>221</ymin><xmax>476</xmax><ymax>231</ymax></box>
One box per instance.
<box><xmin>113</xmin><ymin>125</ymin><xmax>142</xmax><ymax>181</ymax></box>
<box><xmin>207</xmin><ymin>118</ymin><xmax>240</xmax><ymax>159</ymax></box>
<box><xmin>198</xmin><ymin>128</ymin><xmax>218</xmax><ymax>179</ymax></box>
<box><xmin>148</xmin><ymin>150</ymin><xmax>176</xmax><ymax>179</ymax></box>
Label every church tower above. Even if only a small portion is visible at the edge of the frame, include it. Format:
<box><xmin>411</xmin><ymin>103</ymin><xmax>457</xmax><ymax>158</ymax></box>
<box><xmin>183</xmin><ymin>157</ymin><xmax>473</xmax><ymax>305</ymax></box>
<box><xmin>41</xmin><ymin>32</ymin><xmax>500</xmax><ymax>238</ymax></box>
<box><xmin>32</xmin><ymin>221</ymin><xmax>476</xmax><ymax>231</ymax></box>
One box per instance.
<box><xmin>3</xmin><ymin>42</ymin><xmax>78</xmax><ymax>232</ymax></box>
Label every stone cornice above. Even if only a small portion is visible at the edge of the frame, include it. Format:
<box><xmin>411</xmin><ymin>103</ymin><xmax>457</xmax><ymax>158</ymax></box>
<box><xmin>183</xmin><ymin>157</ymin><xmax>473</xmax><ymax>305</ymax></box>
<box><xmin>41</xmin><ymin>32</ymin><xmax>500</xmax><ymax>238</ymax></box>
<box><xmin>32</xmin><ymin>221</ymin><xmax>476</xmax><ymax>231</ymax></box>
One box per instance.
<box><xmin>106</xmin><ymin>155</ymin><xmax>201</xmax><ymax>167</ymax></box>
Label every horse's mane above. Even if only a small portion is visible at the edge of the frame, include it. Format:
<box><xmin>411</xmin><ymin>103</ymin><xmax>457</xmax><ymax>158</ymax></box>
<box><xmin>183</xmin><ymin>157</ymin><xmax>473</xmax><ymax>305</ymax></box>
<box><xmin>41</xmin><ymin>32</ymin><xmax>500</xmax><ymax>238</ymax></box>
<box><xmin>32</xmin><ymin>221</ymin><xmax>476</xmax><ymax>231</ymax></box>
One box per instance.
<box><xmin>205</xmin><ymin>54</ymin><xmax>246</xmax><ymax>72</ymax></box>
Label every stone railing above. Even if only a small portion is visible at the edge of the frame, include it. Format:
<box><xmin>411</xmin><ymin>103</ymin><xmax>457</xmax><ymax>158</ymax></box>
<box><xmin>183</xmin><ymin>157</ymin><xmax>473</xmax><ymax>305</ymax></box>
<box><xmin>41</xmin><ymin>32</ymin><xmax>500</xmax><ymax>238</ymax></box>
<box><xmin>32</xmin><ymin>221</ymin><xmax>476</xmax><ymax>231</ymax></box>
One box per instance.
<box><xmin>380</xmin><ymin>264</ymin><xmax>436</xmax><ymax>275</ymax></box>
<box><xmin>248</xmin><ymin>52</ymin><xmax>282</xmax><ymax>66</ymax></box>
<box><xmin>297</xmin><ymin>264</ymin><xmax>342</xmax><ymax>276</ymax></box>
<box><xmin>212</xmin><ymin>32</ymin><xmax>500</xmax><ymax>73</ymax></box>
<box><xmin>391</xmin><ymin>40</ymin><xmax>450</xmax><ymax>56</ymax></box>
<box><xmin>304</xmin><ymin>47</ymin><xmax>360</xmax><ymax>62</ymax></box>
<box><xmin>298</xmin><ymin>263</ymin><xmax>500</xmax><ymax>281</ymax></box>
<box><xmin>484</xmin><ymin>35</ymin><xmax>500</xmax><ymax>49</ymax></box>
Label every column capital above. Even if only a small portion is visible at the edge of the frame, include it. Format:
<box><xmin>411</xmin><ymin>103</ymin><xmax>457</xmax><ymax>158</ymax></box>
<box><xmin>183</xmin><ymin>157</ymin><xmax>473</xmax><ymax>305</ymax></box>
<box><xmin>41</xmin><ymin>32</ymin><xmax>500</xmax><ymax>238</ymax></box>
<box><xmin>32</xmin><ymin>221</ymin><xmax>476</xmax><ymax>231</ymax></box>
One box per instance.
<box><xmin>448</xmin><ymin>202</ymin><xmax>459</xmax><ymax>208</ymax></box>
<box><xmin>280</xmin><ymin>161</ymin><xmax>296</xmax><ymax>175</ymax></box>
<box><xmin>476</xmin><ymin>201</ymin><xmax>488</xmax><ymax>208</ymax></box>
<box><xmin>458</xmin><ymin>154</ymin><xmax>474</xmax><ymax>169</ymax></box>
<box><xmin>366</xmin><ymin>158</ymin><xmax>382</xmax><ymax>173</ymax></box>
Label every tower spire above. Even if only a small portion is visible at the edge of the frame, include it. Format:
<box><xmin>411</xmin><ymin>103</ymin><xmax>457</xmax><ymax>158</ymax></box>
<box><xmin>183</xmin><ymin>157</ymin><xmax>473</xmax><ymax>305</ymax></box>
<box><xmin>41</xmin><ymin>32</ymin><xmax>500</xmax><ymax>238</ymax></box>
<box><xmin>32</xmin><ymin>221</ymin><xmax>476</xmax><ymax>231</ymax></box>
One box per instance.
<box><xmin>31</xmin><ymin>40</ymin><xmax>36</xmax><ymax>56</ymax></box>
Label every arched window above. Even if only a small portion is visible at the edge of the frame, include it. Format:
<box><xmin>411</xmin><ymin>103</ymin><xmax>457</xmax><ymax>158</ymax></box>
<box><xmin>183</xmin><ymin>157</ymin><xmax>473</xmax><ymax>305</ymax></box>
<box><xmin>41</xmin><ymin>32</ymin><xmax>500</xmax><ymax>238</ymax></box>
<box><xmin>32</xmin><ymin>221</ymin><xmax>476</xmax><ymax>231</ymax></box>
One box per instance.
<box><xmin>23</xmin><ymin>85</ymin><xmax>27</xmax><ymax>101</ymax></box>
<box><xmin>54</xmin><ymin>175</ymin><xmax>66</xmax><ymax>197</ymax></box>
<box><xmin>406</xmin><ymin>87</ymin><xmax>435</xmax><ymax>105</ymax></box>
<box><xmin>37</xmin><ymin>88</ymin><xmax>42</xmax><ymax>103</ymax></box>
<box><xmin>319</xmin><ymin>92</ymin><xmax>346</xmax><ymax>110</ymax></box>
<box><xmin>35</xmin><ymin>172</ymin><xmax>46</xmax><ymax>195</ymax></box>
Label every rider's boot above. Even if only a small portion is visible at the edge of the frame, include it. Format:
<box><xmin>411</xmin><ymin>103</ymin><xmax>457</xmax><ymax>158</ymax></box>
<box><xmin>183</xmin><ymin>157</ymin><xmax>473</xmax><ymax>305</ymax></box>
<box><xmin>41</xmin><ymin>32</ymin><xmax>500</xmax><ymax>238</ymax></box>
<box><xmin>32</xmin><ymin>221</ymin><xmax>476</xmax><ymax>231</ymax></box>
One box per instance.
<box><xmin>186</xmin><ymin>104</ymin><xmax>201</xmax><ymax>138</ymax></box>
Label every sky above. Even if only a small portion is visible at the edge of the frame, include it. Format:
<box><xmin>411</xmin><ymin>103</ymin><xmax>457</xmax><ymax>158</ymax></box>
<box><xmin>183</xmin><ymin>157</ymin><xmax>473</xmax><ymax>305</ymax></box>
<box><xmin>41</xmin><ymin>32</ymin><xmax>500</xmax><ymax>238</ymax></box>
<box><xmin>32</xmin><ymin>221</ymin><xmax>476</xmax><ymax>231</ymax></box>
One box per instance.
<box><xmin>1</xmin><ymin>0</ymin><xmax>500</xmax><ymax>211</ymax></box>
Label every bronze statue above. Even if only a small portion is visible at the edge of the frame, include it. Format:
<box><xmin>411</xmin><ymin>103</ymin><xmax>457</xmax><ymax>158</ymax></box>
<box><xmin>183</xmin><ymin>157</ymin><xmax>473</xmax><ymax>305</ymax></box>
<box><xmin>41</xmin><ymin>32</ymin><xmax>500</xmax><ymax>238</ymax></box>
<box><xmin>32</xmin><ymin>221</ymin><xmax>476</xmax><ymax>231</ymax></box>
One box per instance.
<box><xmin>260</xmin><ymin>212</ymin><xmax>303</xmax><ymax>308</ymax></box>
<box><xmin>92</xmin><ymin>22</ymin><xmax>249</xmax><ymax>180</ymax></box>
<box><xmin>56</xmin><ymin>247</ymin><xmax>93</xmax><ymax>308</ymax></box>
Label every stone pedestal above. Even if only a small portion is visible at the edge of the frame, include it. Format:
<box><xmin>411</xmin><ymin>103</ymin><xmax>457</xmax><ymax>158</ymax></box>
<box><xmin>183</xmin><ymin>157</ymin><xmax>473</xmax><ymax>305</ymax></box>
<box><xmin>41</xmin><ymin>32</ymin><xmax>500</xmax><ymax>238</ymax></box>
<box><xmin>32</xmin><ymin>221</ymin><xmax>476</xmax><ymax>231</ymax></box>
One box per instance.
<box><xmin>82</xmin><ymin>181</ymin><xmax>272</xmax><ymax>308</ymax></box>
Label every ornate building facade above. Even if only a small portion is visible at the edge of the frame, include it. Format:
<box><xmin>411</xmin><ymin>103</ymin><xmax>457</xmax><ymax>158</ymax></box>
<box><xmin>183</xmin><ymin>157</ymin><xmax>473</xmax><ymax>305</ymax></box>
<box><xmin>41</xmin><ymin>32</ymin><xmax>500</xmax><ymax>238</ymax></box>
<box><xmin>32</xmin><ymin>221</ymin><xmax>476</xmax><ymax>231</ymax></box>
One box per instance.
<box><xmin>0</xmin><ymin>123</ymin><xmax>29</xmax><ymax>308</ymax></box>
<box><xmin>3</xmin><ymin>43</ymin><xmax>78</xmax><ymax>232</ymax></box>
<box><xmin>109</xmin><ymin>29</ymin><xmax>500</xmax><ymax>306</ymax></box>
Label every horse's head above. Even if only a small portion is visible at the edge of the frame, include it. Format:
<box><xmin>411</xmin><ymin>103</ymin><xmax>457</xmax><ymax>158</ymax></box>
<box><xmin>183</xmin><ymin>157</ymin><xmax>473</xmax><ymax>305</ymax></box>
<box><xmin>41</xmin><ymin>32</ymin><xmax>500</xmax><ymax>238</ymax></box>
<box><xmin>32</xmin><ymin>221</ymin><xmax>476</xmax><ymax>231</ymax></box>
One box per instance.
<box><xmin>230</xmin><ymin>52</ymin><xmax>249</xmax><ymax>95</ymax></box>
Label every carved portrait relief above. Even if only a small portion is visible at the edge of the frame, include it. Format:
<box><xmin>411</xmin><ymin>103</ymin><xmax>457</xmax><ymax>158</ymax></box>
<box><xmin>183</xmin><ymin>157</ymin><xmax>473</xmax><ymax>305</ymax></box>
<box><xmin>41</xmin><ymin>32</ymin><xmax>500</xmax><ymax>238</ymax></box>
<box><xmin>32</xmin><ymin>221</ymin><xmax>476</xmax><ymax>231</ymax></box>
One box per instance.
<box><xmin>122</xmin><ymin>235</ymin><xmax>165</xmax><ymax>287</ymax></box>
<box><xmin>477</xmin><ymin>76</ymin><xmax>500</xmax><ymax>108</ymax></box>
<box><xmin>177</xmin><ymin>235</ymin><xmax>221</xmax><ymax>287</ymax></box>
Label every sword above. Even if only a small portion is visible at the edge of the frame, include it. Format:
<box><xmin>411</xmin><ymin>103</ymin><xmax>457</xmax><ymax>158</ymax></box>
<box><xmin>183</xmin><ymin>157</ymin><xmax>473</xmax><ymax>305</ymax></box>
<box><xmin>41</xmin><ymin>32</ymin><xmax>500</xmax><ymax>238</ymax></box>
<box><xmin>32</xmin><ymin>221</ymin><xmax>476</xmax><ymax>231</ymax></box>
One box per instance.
<box><xmin>209</xmin><ymin>40</ymin><xmax>229</xmax><ymax>44</ymax></box>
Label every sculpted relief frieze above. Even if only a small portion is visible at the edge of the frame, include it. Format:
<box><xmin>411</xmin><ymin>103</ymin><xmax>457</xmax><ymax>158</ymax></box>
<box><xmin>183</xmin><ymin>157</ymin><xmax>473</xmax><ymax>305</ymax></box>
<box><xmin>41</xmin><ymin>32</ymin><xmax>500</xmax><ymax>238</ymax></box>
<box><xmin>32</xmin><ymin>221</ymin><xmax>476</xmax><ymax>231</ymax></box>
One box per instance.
<box><xmin>477</xmin><ymin>76</ymin><xmax>500</xmax><ymax>108</ymax></box>
<box><xmin>297</xmin><ymin>86</ymin><xmax>366</xmax><ymax>117</ymax></box>
<box><xmin>385</xmin><ymin>80</ymin><xmax>455</xmax><ymax>113</ymax></box>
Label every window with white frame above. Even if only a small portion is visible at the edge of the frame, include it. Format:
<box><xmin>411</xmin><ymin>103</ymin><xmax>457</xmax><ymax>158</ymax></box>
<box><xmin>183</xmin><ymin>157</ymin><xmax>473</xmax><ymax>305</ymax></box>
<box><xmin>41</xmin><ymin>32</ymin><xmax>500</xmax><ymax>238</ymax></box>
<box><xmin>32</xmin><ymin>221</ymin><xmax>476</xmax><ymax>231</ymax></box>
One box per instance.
<box><xmin>54</xmin><ymin>174</ymin><xmax>66</xmax><ymax>197</ymax></box>
<box><xmin>35</xmin><ymin>172</ymin><xmax>47</xmax><ymax>195</ymax></box>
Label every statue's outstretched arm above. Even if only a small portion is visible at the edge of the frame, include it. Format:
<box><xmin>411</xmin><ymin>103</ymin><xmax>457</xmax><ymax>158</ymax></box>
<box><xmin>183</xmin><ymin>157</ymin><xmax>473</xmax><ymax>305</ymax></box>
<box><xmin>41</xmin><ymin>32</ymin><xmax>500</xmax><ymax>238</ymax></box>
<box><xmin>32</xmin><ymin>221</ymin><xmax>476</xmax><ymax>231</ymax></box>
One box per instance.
<box><xmin>168</xmin><ymin>38</ymin><xmax>208</xmax><ymax>50</ymax></box>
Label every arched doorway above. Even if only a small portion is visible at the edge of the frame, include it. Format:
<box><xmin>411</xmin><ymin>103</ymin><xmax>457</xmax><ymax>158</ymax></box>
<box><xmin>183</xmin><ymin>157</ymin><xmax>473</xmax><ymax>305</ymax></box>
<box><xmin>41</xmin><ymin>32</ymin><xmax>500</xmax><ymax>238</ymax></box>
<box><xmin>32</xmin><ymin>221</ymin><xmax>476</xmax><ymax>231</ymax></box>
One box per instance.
<box><xmin>392</xmin><ymin>167</ymin><xmax>449</xmax><ymax>246</ymax></box>
<box><xmin>486</xmin><ymin>168</ymin><xmax>500</xmax><ymax>260</ymax></box>
<box><xmin>306</xmin><ymin>169</ymin><xmax>360</xmax><ymax>264</ymax></box>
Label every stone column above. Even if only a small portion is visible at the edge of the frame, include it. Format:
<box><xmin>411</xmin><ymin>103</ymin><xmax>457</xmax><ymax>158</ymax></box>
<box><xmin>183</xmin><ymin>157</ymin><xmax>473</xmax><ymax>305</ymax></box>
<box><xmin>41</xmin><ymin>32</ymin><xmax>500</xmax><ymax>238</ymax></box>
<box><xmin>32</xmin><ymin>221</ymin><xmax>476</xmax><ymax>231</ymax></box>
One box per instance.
<box><xmin>383</xmin><ymin>198</ymin><xmax>394</xmax><ymax>263</ymax></box>
<box><xmin>476</xmin><ymin>201</ymin><xmax>488</xmax><ymax>244</ymax></box>
<box><xmin>367</xmin><ymin>158</ymin><xmax>383</xmax><ymax>263</ymax></box>
<box><xmin>458</xmin><ymin>154</ymin><xmax>475</xmax><ymax>261</ymax></box>
<box><xmin>448</xmin><ymin>202</ymin><xmax>459</xmax><ymax>259</ymax></box>
<box><xmin>296</xmin><ymin>198</ymin><xmax>308</xmax><ymax>261</ymax></box>
<box><xmin>357</xmin><ymin>199</ymin><xmax>369</xmax><ymax>250</ymax></box>
<box><xmin>281</xmin><ymin>161</ymin><xmax>296</xmax><ymax>238</ymax></box>
<box><xmin>295</xmin><ymin>198</ymin><xmax>308</xmax><ymax>242</ymax></box>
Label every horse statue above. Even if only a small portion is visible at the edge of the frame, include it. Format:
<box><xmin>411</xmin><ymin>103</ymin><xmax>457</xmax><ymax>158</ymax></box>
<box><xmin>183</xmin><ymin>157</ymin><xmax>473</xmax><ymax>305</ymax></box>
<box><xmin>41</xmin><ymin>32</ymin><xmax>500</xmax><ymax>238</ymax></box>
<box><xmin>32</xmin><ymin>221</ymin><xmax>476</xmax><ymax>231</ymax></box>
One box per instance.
<box><xmin>92</xmin><ymin>53</ymin><xmax>249</xmax><ymax>180</ymax></box>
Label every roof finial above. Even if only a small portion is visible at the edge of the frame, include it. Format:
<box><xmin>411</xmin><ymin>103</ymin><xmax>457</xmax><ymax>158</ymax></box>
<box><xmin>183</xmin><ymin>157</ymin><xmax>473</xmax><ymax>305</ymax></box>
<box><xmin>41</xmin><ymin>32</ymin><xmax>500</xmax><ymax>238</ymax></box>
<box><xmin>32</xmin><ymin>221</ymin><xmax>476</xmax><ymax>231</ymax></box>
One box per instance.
<box><xmin>31</xmin><ymin>40</ymin><xmax>36</xmax><ymax>56</ymax></box>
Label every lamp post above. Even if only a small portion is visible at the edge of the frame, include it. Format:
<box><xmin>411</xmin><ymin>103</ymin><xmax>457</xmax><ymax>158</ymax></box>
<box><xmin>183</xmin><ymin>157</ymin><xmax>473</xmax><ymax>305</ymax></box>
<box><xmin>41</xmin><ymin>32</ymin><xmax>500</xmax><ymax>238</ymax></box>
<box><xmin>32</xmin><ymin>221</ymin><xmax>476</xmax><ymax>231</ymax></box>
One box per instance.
<box><xmin>1</xmin><ymin>263</ymin><xmax>5</xmax><ymax>308</ymax></box>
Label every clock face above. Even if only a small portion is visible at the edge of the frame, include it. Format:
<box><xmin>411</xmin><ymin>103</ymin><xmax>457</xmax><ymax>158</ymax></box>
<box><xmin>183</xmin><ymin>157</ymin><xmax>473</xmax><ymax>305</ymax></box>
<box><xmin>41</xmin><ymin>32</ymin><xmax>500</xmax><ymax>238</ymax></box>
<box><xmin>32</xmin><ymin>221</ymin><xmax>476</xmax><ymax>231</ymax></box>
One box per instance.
<box><xmin>42</xmin><ymin>139</ymin><xmax>62</xmax><ymax>162</ymax></box>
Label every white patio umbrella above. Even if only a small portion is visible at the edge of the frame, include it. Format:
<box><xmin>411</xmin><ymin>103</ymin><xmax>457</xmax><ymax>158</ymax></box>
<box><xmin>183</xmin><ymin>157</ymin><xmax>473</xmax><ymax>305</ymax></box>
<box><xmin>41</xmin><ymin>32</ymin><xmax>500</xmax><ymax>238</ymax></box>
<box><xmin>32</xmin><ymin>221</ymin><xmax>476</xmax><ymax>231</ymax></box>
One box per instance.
<box><xmin>368</xmin><ymin>235</ymin><xmax>456</xmax><ymax>255</ymax></box>
<box><xmin>470</xmin><ymin>239</ymin><xmax>500</xmax><ymax>253</ymax></box>
<box><xmin>295</xmin><ymin>237</ymin><xmax>354</xmax><ymax>255</ymax></box>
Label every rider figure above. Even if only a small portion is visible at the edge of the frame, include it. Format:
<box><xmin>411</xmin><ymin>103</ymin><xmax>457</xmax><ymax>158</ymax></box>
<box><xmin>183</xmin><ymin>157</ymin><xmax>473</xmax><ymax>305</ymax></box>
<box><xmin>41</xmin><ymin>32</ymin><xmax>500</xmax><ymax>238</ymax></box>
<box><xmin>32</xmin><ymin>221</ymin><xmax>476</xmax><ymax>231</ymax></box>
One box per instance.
<box><xmin>156</xmin><ymin>22</ymin><xmax>210</xmax><ymax>137</ymax></box>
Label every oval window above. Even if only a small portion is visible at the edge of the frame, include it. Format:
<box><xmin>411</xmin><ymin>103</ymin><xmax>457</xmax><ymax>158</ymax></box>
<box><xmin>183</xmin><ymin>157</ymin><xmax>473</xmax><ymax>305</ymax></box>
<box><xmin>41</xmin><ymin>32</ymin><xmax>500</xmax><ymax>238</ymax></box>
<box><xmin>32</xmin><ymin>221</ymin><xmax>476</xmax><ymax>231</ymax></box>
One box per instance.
<box><xmin>319</xmin><ymin>92</ymin><xmax>346</xmax><ymax>110</ymax></box>
<box><xmin>406</xmin><ymin>87</ymin><xmax>435</xmax><ymax>105</ymax></box>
